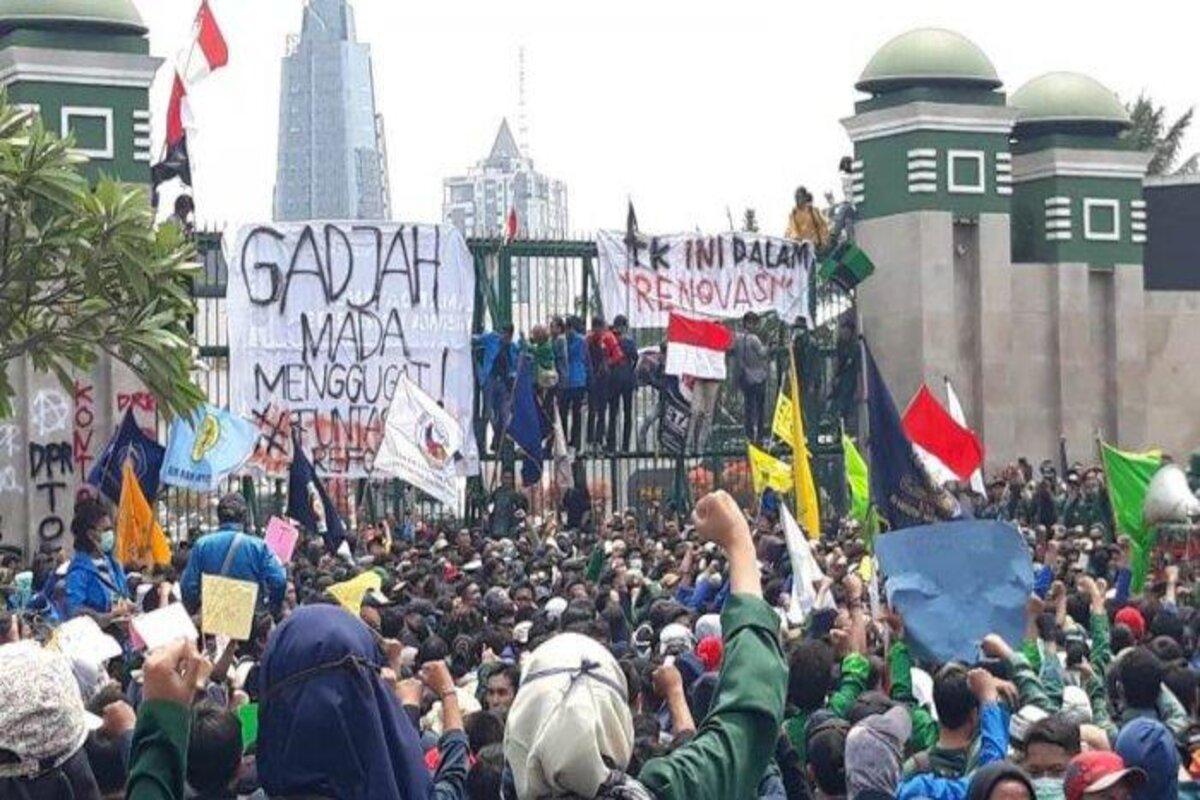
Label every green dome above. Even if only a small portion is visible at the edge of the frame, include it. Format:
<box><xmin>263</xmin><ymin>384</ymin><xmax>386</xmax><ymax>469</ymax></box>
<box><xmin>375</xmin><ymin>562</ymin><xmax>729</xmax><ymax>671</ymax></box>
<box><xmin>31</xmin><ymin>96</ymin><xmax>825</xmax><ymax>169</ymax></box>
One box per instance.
<box><xmin>0</xmin><ymin>0</ymin><xmax>146</xmax><ymax>33</ymax></box>
<box><xmin>1010</xmin><ymin>72</ymin><xmax>1130</xmax><ymax>130</ymax></box>
<box><xmin>857</xmin><ymin>28</ymin><xmax>1001</xmax><ymax>92</ymax></box>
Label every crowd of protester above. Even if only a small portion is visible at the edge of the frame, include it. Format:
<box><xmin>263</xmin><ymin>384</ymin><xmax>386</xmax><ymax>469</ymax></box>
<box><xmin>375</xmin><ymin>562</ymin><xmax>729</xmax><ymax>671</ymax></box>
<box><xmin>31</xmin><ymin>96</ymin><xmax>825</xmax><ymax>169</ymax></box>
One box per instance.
<box><xmin>2</xmin><ymin>448</ymin><xmax>1199</xmax><ymax>800</ymax></box>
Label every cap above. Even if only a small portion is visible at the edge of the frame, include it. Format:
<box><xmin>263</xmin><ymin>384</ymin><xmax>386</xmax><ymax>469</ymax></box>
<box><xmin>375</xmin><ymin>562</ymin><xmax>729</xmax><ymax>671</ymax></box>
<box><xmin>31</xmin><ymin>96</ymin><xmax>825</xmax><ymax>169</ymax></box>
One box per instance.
<box><xmin>1114</xmin><ymin>606</ymin><xmax>1146</xmax><ymax>641</ymax></box>
<box><xmin>0</xmin><ymin>642</ymin><xmax>89</xmax><ymax>778</ymax></box>
<box><xmin>1063</xmin><ymin>752</ymin><xmax>1144</xmax><ymax>800</ymax></box>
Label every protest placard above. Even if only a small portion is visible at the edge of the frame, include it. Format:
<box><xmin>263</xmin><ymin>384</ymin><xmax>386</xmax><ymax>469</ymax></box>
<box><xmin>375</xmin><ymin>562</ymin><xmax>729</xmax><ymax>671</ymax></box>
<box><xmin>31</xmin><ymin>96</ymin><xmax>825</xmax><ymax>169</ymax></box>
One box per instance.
<box><xmin>201</xmin><ymin>574</ymin><xmax>259</xmax><ymax>640</ymax></box>
<box><xmin>264</xmin><ymin>516</ymin><xmax>300</xmax><ymax>563</ymax></box>
<box><xmin>55</xmin><ymin>616</ymin><xmax>123</xmax><ymax>665</ymax></box>
<box><xmin>875</xmin><ymin>520</ymin><xmax>1033</xmax><ymax>664</ymax></box>
<box><xmin>238</xmin><ymin>703</ymin><xmax>260</xmax><ymax>751</ymax></box>
<box><xmin>328</xmin><ymin>571</ymin><xmax>383</xmax><ymax>615</ymax></box>
<box><xmin>131</xmin><ymin>602</ymin><xmax>200</xmax><ymax>651</ymax></box>
<box><xmin>227</xmin><ymin>222</ymin><xmax>478</xmax><ymax>478</ymax></box>
<box><xmin>597</xmin><ymin>230</ymin><xmax>813</xmax><ymax>329</ymax></box>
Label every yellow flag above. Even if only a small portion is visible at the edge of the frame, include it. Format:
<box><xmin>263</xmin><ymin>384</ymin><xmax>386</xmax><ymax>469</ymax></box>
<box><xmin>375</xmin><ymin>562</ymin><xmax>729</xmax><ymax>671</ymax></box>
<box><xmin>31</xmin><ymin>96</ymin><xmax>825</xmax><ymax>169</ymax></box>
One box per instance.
<box><xmin>772</xmin><ymin>390</ymin><xmax>796</xmax><ymax>448</ymax></box>
<box><xmin>116</xmin><ymin>461</ymin><xmax>171</xmax><ymax>568</ymax></box>
<box><xmin>328</xmin><ymin>571</ymin><xmax>383</xmax><ymax>615</ymax></box>
<box><xmin>748</xmin><ymin>445</ymin><xmax>793</xmax><ymax>495</ymax></box>
<box><xmin>788</xmin><ymin>349</ymin><xmax>821</xmax><ymax>540</ymax></box>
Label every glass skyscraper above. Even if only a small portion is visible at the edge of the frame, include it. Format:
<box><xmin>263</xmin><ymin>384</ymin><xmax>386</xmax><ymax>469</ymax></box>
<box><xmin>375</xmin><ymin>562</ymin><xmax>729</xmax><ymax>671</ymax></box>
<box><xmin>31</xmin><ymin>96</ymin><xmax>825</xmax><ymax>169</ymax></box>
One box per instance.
<box><xmin>273</xmin><ymin>0</ymin><xmax>390</xmax><ymax>221</ymax></box>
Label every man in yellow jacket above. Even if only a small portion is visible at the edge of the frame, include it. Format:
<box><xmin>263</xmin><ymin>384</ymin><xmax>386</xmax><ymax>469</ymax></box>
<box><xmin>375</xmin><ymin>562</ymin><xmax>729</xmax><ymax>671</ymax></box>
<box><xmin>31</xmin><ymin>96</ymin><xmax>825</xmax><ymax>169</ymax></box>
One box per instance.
<box><xmin>785</xmin><ymin>186</ymin><xmax>831</xmax><ymax>254</ymax></box>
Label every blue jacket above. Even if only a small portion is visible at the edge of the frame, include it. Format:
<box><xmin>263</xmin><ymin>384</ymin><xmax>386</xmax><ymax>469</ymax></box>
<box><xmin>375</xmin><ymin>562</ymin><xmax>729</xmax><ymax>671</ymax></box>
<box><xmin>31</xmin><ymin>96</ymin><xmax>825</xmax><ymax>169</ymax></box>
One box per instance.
<box><xmin>896</xmin><ymin>702</ymin><xmax>1008</xmax><ymax>800</ymax></box>
<box><xmin>564</xmin><ymin>331</ymin><xmax>589</xmax><ymax>389</ymax></box>
<box><xmin>65</xmin><ymin>550</ymin><xmax>129</xmax><ymax>617</ymax></box>
<box><xmin>473</xmin><ymin>332</ymin><xmax>520</xmax><ymax>384</ymax></box>
<box><xmin>180</xmin><ymin>525</ymin><xmax>288</xmax><ymax>614</ymax></box>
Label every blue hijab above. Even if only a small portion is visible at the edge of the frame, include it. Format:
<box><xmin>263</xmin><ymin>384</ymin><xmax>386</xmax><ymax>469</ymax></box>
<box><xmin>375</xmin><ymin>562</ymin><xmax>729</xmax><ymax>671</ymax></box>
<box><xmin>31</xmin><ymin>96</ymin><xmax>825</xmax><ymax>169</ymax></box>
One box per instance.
<box><xmin>257</xmin><ymin>605</ymin><xmax>431</xmax><ymax>800</ymax></box>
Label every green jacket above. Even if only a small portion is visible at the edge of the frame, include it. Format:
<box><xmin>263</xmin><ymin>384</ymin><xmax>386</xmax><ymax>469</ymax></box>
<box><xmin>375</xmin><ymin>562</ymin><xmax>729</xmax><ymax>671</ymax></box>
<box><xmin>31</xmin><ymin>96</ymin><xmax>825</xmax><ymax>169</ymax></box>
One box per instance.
<box><xmin>888</xmin><ymin>641</ymin><xmax>938</xmax><ymax>752</ymax></box>
<box><xmin>781</xmin><ymin>651</ymin><xmax>871</xmax><ymax>761</ymax></box>
<box><xmin>640</xmin><ymin>593</ymin><xmax>787</xmax><ymax>800</ymax></box>
<box><xmin>127</xmin><ymin>700</ymin><xmax>191</xmax><ymax>800</ymax></box>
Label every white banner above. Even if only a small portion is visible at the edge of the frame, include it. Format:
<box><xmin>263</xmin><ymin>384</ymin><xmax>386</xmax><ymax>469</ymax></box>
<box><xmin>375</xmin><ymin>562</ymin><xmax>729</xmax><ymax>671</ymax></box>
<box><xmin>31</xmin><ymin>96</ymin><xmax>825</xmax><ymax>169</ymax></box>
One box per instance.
<box><xmin>227</xmin><ymin>222</ymin><xmax>477</xmax><ymax>478</ymax></box>
<box><xmin>596</xmin><ymin>230</ymin><xmax>814</xmax><ymax>329</ymax></box>
<box><xmin>374</xmin><ymin>374</ymin><xmax>464</xmax><ymax>510</ymax></box>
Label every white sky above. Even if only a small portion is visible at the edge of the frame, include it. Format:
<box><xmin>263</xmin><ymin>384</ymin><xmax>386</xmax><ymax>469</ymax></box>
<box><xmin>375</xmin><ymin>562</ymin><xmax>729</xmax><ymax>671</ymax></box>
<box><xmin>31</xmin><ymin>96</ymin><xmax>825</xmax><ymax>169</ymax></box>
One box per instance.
<box><xmin>135</xmin><ymin>0</ymin><xmax>1199</xmax><ymax>237</ymax></box>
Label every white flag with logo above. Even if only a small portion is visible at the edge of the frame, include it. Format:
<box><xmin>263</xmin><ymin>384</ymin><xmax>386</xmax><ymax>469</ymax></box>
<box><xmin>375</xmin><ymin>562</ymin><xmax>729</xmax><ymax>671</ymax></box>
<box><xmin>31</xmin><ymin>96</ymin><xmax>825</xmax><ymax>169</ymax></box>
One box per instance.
<box><xmin>374</xmin><ymin>374</ymin><xmax>464</xmax><ymax>510</ymax></box>
<box><xmin>781</xmin><ymin>503</ymin><xmax>834</xmax><ymax>625</ymax></box>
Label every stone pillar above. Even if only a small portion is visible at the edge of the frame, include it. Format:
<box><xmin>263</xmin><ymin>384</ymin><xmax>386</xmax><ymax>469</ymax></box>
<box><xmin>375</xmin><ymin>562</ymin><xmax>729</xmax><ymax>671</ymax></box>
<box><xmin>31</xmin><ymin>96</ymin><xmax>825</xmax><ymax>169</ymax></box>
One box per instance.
<box><xmin>1112</xmin><ymin>264</ymin><xmax>1148</xmax><ymax>448</ymax></box>
<box><xmin>976</xmin><ymin>213</ymin><xmax>1014</xmax><ymax>468</ymax></box>
<box><xmin>1055</xmin><ymin>262</ymin><xmax>1094</xmax><ymax>460</ymax></box>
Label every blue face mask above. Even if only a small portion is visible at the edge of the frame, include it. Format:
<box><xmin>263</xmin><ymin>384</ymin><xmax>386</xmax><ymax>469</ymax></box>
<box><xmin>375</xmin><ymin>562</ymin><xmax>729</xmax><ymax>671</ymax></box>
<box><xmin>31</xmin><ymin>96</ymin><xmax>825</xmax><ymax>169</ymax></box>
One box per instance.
<box><xmin>99</xmin><ymin>529</ymin><xmax>115</xmax><ymax>553</ymax></box>
<box><xmin>1032</xmin><ymin>777</ymin><xmax>1064</xmax><ymax>800</ymax></box>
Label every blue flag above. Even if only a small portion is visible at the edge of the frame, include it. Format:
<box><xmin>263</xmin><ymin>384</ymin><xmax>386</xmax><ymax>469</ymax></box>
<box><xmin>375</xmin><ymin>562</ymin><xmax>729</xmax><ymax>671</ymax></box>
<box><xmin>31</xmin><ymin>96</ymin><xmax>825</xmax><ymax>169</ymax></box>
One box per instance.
<box><xmin>286</xmin><ymin>432</ymin><xmax>345</xmax><ymax>551</ymax></box>
<box><xmin>161</xmin><ymin>405</ymin><xmax>256</xmax><ymax>492</ymax></box>
<box><xmin>876</xmin><ymin>520</ymin><xmax>1033</xmax><ymax>664</ymax></box>
<box><xmin>509</xmin><ymin>353</ymin><xmax>544</xmax><ymax>486</ymax></box>
<box><xmin>88</xmin><ymin>410</ymin><xmax>165</xmax><ymax>504</ymax></box>
<box><xmin>862</xmin><ymin>339</ymin><xmax>961</xmax><ymax>530</ymax></box>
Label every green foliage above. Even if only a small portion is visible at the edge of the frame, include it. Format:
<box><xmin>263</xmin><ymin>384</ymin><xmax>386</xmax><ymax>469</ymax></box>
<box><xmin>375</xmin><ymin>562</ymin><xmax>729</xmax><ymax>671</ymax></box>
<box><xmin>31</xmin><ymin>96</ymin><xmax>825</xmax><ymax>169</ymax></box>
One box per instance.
<box><xmin>0</xmin><ymin>95</ymin><xmax>205</xmax><ymax>419</ymax></box>
<box><xmin>1125</xmin><ymin>94</ymin><xmax>1198</xmax><ymax>176</ymax></box>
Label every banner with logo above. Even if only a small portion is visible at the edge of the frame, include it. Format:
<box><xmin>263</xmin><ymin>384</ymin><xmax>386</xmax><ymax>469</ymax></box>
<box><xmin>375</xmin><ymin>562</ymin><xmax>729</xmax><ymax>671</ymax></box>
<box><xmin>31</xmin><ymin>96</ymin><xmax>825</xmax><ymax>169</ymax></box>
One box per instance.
<box><xmin>373</xmin><ymin>373</ymin><xmax>464</xmax><ymax>509</ymax></box>
<box><xmin>596</xmin><ymin>230</ymin><xmax>814</xmax><ymax>329</ymax></box>
<box><xmin>226</xmin><ymin>222</ymin><xmax>477</xmax><ymax>478</ymax></box>
<box><xmin>161</xmin><ymin>405</ymin><xmax>257</xmax><ymax>491</ymax></box>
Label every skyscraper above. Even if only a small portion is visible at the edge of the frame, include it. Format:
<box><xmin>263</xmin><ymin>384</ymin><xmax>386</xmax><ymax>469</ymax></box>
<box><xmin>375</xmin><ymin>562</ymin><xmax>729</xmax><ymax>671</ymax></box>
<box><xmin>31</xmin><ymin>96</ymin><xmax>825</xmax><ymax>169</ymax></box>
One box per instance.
<box><xmin>273</xmin><ymin>0</ymin><xmax>390</xmax><ymax>221</ymax></box>
<box><xmin>443</xmin><ymin>119</ymin><xmax>568</xmax><ymax>239</ymax></box>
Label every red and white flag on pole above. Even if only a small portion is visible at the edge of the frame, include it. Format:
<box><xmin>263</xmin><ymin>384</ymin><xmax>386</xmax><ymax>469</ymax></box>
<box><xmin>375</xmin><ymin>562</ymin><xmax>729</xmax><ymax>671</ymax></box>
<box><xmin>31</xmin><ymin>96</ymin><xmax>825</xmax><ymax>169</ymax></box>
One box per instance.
<box><xmin>177</xmin><ymin>1</ymin><xmax>229</xmax><ymax>84</ymax></box>
<box><xmin>665</xmin><ymin>312</ymin><xmax>733</xmax><ymax>381</ymax></box>
<box><xmin>902</xmin><ymin>384</ymin><xmax>984</xmax><ymax>484</ymax></box>
<box><xmin>504</xmin><ymin>207</ymin><xmax>519</xmax><ymax>244</ymax></box>
<box><xmin>944</xmin><ymin>377</ymin><xmax>986</xmax><ymax>494</ymax></box>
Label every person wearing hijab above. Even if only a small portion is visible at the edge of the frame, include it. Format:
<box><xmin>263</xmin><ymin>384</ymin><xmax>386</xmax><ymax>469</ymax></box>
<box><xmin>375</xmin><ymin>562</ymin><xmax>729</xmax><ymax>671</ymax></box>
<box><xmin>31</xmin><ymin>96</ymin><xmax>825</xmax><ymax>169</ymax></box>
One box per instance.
<box><xmin>845</xmin><ymin>706</ymin><xmax>911</xmax><ymax>798</ymax></box>
<box><xmin>504</xmin><ymin>490</ymin><xmax>788</xmax><ymax>800</ymax></box>
<box><xmin>257</xmin><ymin>604</ymin><xmax>433</xmax><ymax>800</ymax></box>
<box><xmin>0</xmin><ymin>641</ymin><xmax>102</xmax><ymax>800</ymax></box>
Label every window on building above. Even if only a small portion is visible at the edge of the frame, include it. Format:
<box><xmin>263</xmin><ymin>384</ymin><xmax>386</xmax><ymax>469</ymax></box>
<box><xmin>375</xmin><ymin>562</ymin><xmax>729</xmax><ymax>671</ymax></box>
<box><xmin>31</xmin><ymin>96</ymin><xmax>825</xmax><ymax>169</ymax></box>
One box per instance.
<box><xmin>947</xmin><ymin>150</ymin><xmax>985</xmax><ymax>194</ymax></box>
<box><xmin>1084</xmin><ymin>199</ymin><xmax>1121</xmax><ymax>241</ymax></box>
<box><xmin>61</xmin><ymin>107</ymin><xmax>113</xmax><ymax>159</ymax></box>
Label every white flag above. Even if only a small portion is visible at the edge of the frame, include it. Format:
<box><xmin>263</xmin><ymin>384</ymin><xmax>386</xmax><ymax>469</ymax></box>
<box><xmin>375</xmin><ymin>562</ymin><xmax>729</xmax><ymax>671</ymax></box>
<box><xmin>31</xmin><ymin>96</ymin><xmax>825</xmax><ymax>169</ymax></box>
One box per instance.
<box><xmin>552</xmin><ymin>406</ymin><xmax>574</xmax><ymax>490</ymax></box>
<box><xmin>374</xmin><ymin>374</ymin><xmax>464</xmax><ymax>509</ymax></box>
<box><xmin>944</xmin><ymin>378</ymin><xmax>986</xmax><ymax>495</ymax></box>
<box><xmin>781</xmin><ymin>504</ymin><xmax>834</xmax><ymax>625</ymax></box>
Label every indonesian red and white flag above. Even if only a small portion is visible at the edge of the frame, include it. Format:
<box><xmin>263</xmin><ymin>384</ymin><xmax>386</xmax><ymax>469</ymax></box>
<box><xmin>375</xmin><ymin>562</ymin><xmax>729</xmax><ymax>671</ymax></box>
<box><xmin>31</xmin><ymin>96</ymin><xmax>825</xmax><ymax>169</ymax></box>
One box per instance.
<box><xmin>665</xmin><ymin>312</ymin><xmax>733</xmax><ymax>380</ymax></box>
<box><xmin>902</xmin><ymin>384</ymin><xmax>984</xmax><ymax>484</ymax></box>
<box><xmin>945</xmin><ymin>377</ymin><xmax>986</xmax><ymax>494</ymax></box>
<box><xmin>177</xmin><ymin>1</ymin><xmax>229</xmax><ymax>84</ymax></box>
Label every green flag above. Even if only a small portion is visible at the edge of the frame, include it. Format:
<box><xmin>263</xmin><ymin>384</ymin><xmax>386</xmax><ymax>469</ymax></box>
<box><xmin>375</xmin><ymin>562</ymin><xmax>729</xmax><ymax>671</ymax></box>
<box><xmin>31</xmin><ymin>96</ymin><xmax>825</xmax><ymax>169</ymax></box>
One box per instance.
<box><xmin>1100</xmin><ymin>442</ymin><xmax>1162</xmax><ymax>592</ymax></box>
<box><xmin>843</xmin><ymin>435</ymin><xmax>870</xmax><ymax>524</ymax></box>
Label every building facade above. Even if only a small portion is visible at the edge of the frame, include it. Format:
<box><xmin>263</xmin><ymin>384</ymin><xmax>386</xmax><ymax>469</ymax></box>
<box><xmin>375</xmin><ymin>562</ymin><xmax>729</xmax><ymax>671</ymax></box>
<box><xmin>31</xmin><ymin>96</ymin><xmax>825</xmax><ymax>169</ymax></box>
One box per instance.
<box><xmin>444</xmin><ymin>119</ymin><xmax>571</xmax><ymax>319</ymax></box>
<box><xmin>0</xmin><ymin>0</ymin><xmax>163</xmax><ymax>559</ymax></box>
<box><xmin>273</xmin><ymin>0</ymin><xmax>390</xmax><ymax>222</ymax></box>
<box><xmin>846</xmin><ymin>27</ymin><xmax>1197</xmax><ymax>467</ymax></box>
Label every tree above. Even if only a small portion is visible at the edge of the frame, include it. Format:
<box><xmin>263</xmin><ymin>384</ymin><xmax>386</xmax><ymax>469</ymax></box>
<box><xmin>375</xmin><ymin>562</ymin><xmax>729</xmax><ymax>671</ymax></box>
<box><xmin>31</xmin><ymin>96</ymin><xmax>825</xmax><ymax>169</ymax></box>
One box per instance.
<box><xmin>1125</xmin><ymin>94</ymin><xmax>1198</xmax><ymax>175</ymax></box>
<box><xmin>0</xmin><ymin>97</ymin><xmax>204</xmax><ymax>419</ymax></box>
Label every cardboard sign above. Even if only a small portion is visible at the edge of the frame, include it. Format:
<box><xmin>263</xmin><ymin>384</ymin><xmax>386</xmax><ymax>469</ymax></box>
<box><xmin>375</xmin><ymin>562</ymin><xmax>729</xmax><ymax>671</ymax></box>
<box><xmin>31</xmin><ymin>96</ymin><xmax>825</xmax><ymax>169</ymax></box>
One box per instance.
<box><xmin>264</xmin><ymin>516</ymin><xmax>300</xmax><ymax>564</ymax></box>
<box><xmin>131</xmin><ymin>602</ymin><xmax>200</xmax><ymax>651</ymax></box>
<box><xmin>55</xmin><ymin>616</ymin><xmax>123</xmax><ymax>664</ymax></box>
<box><xmin>201</xmin><ymin>574</ymin><xmax>259</xmax><ymax>640</ymax></box>
<box><xmin>327</xmin><ymin>571</ymin><xmax>382</xmax><ymax>615</ymax></box>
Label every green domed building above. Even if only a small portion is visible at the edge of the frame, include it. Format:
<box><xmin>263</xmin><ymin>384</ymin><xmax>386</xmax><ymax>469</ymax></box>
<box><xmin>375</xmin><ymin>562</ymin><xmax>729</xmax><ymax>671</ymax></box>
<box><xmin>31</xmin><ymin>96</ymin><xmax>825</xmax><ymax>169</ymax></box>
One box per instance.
<box><xmin>844</xmin><ymin>28</ymin><xmax>1155</xmax><ymax>466</ymax></box>
<box><xmin>0</xmin><ymin>0</ymin><xmax>160</xmax><ymax>182</ymax></box>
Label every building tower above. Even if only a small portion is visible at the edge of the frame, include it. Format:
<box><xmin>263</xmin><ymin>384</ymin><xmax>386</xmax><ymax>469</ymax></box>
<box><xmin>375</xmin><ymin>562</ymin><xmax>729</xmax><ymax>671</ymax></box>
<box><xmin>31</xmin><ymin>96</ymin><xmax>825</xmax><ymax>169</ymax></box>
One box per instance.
<box><xmin>844</xmin><ymin>28</ymin><xmax>1019</xmax><ymax>461</ymax></box>
<box><xmin>0</xmin><ymin>0</ymin><xmax>161</xmax><ymax>184</ymax></box>
<box><xmin>273</xmin><ymin>0</ymin><xmax>390</xmax><ymax>221</ymax></box>
<box><xmin>1008</xmin><ymin>72</ymin><xmax>1150</xmax><ymax>451</ymax></box>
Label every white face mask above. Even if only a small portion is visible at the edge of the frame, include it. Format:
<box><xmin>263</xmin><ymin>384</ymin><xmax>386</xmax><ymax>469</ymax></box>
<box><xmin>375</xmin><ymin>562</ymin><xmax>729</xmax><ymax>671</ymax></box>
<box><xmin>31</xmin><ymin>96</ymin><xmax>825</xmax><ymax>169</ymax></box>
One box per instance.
<box><xmin>99</xmin><ymin>529</ymin><xmax>116</xmax><ymax>553</ymax></box>
<box><xmin>1032</xmin><ymin>777</ymin><xmax>1064</xmax><ymax>800</ymax></box>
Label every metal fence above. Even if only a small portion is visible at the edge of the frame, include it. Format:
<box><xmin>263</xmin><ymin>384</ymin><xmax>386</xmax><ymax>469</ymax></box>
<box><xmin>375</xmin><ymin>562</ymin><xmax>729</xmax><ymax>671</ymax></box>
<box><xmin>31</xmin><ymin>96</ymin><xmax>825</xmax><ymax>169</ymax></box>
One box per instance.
<box><xmin>161</xmin><ymin>231</ymin><xmax>856</xmax><ymax>537</ymax></box>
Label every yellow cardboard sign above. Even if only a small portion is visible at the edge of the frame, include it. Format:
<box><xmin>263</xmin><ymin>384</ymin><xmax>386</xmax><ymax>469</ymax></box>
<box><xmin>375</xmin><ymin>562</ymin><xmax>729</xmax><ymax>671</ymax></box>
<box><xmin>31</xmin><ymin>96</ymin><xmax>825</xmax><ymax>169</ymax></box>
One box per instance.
<box><xmin>328</xmin><ymin>571</ymin><xmax>383</xmax><ymax>615</ymax></box>
<box><xmin>201</xmin><ymin>574</ymin><xmax>259</xmax><ymax>640</ymax></box>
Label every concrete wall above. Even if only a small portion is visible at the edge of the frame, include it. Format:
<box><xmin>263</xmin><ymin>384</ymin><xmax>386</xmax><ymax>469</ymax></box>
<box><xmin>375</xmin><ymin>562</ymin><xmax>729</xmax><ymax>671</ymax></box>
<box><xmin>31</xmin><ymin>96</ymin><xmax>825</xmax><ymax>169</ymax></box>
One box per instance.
<box><xmin>1144</xmin><ymin>291</ymin><xmax>1200</xmax><ymax>456</ymax></box>
<box><xmin>0</xmin><ymin>356</ymin><xmax>156</xmax><ymax>560</ymax></box>
<box><xmin>856</xmin><ymin>209</ymin><xmax>1165</xmax><ymax>472</ymax></box>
